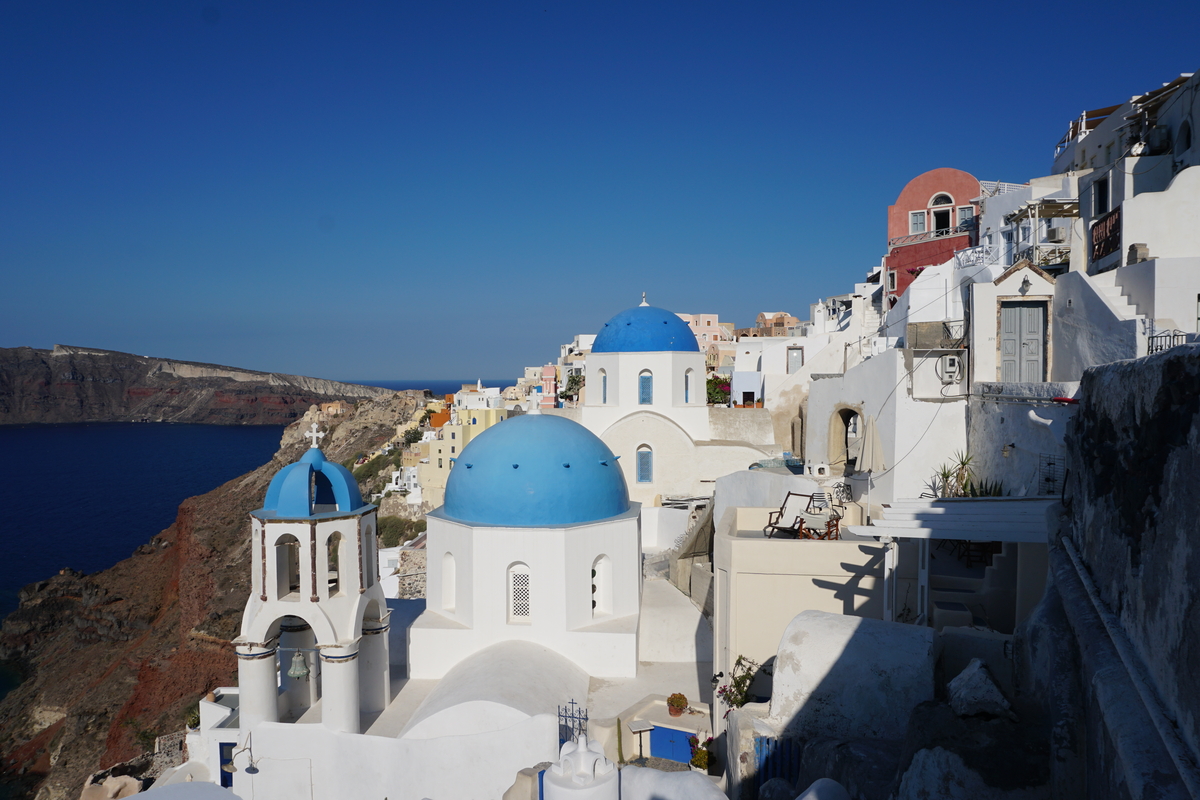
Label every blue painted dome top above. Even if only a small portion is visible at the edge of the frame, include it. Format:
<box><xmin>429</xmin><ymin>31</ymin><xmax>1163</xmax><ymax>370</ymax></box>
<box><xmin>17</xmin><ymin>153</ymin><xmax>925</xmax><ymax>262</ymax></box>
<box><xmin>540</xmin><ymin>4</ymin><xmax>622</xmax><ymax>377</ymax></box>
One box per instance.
<box><xmin>259</xmin><ymin>446</ymin><xmax>367</xmax><ymax>519</ymax></box>
<box><xmin>443</xmin><ymin>414</ymin><xmax>631</xmax><ymax>527</ymax></box>
<box><xmin>591</xmin><ymin>305</ymin><xmax>700</xmax><ymax>353</ymax></box>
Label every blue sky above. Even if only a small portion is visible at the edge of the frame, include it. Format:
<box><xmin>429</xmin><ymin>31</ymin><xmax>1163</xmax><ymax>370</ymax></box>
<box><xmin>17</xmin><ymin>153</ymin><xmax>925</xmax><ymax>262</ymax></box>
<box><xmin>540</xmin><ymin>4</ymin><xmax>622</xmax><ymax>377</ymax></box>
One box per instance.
<box><xmin>2</xmin><ymin>2</ymin><xmax>1198</xmax><ymax>381</ymax></box>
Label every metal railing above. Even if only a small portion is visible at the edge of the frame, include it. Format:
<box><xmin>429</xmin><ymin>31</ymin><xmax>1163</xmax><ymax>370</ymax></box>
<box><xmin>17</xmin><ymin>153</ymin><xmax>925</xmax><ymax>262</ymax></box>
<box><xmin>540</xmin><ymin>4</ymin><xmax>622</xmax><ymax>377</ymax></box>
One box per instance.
<box><xmin>888</xmin><ymin>223</ymin><xmax>975</xmax><ymax>249</ymax></box>
<box><xmin>1148</xmin><ymin>329</ymin><xmax>1190</xmax><ymax>354</ymax></box>
<box><xmin>1013</xmin><ymin>244</ymin><xmax>1072</xmax><ymax>268</ymax></box>
<box><xmin>953</xmin><ymin>244</ymin><xmax>1005</xmax><ymax>270</ymax></box>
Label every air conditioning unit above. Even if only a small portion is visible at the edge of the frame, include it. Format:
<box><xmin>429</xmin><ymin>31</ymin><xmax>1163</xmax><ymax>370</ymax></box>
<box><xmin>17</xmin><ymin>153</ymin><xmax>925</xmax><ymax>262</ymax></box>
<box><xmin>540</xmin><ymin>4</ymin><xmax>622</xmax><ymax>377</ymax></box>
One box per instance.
<box><xmin>939</xmin><ymin>354</ymin><xmax>963</xmax><ymax>384</ymax></box>
<box><xmin>1046</xmin><ymin>226</ymin><xmax>1067</xmax><ymax>243</ymax></box>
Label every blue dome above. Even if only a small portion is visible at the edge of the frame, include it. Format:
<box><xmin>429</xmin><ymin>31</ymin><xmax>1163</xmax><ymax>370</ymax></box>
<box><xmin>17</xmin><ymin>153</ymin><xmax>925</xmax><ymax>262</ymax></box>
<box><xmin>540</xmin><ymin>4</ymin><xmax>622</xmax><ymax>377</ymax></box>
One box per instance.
<box><xmin>443</xmin><ymin>415</ymin><xmax>631</xmax><ymax>527</ymax></box>
<box><xmin>591</xmin><ymin>305</ymin><xmax>700</xmax><ymax>353</ymax></box>
<box><xmin>260</xmin><ymin>447</ymin><xmax>367</xmax><ymax>519</ymax></box>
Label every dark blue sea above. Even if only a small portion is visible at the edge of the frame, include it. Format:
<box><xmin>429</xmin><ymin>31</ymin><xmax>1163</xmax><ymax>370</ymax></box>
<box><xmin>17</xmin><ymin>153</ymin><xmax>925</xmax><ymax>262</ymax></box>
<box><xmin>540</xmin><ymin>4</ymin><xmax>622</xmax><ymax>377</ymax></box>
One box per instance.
<box><xmin>0</xmin><ymin>423</ymin><xmax>286</xmax><ymax>621</ymax></box>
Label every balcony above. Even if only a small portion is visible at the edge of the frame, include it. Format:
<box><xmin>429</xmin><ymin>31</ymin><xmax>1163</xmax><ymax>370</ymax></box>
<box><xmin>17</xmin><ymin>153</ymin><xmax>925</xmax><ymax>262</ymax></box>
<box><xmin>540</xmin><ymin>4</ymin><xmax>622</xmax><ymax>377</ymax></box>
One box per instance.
<box><xmin>889</xmin><ymin>222</ymin><xmax>975</xmax><ymax>249</ymax></box>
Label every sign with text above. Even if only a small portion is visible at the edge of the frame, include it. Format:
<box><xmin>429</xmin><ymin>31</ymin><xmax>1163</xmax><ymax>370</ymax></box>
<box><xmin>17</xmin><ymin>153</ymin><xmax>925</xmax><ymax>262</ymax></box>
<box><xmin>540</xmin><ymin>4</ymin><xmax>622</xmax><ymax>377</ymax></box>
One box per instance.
<box><xmin>1091</xmin><ymin>206</ymin><xmax>1121</xmax><ymax>263</ymax></box>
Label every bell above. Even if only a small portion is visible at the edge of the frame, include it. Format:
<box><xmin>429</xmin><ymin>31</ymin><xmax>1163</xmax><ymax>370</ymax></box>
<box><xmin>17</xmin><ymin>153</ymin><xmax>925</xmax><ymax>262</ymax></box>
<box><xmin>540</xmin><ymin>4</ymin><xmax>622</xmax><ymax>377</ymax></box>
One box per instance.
<box><xmin>286</xmin><ymin>650</ymin><xmax>310</xmax><ymax>680</ymax></box>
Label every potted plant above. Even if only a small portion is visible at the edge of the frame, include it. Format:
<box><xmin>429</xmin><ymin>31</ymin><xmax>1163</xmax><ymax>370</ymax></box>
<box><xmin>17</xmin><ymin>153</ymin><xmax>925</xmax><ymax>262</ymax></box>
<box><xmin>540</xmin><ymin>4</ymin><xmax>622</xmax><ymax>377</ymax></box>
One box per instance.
<box><xmin>667</xmin><ymin>693</ymin><xmax>688</xmax><ymax>717</ymax></box>
<box><xmin>689</xmin><ymin>735</ymin><xmax>713</xmax><ymax>772</ymax></box>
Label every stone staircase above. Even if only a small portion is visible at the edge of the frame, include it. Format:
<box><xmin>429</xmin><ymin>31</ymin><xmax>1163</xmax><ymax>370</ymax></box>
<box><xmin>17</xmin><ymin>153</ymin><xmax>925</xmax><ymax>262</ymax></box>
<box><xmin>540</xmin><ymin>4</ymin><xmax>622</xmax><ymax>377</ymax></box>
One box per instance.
<box><xmin>1090</xmin><ymin>270</ymin><xmax>1145</xmax><ymax>323</ymax></box>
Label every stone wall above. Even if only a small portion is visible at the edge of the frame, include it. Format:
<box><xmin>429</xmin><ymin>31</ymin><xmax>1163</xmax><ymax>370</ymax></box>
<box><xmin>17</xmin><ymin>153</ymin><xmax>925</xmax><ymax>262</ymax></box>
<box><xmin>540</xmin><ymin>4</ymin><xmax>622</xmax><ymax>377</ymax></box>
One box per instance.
<box><xmin>394</xmin><ymin>549</ymin><xmax>426</xmax><ymax>599</ymax></box>
<box><xmin>1062</xmin><ymin>343</ymin><xmax>1200</xmax><ymax>761</ymax></box>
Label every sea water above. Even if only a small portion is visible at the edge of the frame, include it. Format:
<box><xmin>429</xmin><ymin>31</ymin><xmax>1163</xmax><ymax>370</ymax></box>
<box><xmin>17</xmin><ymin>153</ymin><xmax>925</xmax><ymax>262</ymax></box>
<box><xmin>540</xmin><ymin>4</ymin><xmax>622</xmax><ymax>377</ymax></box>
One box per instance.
<box><xmin>0</xmin><ymin>423</ymin><xmax>286</xmax><ymax>620</ymax></box>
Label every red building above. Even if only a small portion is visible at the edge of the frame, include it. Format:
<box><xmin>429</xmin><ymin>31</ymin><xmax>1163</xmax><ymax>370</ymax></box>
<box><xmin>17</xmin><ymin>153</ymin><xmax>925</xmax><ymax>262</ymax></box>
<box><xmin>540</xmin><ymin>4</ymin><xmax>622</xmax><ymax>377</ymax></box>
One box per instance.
<box><xmin>883</xmin><ymin>168</ymin><xmax>981</xmax><ymax>299</ymax></box>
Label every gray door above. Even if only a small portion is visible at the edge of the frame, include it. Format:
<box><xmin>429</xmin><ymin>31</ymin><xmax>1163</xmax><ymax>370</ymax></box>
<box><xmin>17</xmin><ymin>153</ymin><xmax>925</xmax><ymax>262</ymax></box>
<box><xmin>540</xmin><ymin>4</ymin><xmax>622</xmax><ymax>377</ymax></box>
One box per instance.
<box><xmin>1000</xmin><ymin>302</ymin><xmax>1045</xmax><ymax>382</ymax></box>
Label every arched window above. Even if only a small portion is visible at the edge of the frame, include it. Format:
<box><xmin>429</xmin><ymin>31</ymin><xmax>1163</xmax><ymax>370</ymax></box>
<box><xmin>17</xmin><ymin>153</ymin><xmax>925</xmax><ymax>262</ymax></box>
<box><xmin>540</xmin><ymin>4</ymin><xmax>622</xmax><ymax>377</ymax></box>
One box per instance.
<box><xmin>592</xmin><ymin>555</ymin><xmax>612</xmax><ymax>618</ymax></box>
<box><xmin>275</xmin><ymin>534</ymin><xmax>301</xmax><ymax>599</ymax></box>
<box><xmin>638</xmin><ymin>370</ymin><xmax>653</xmax><ymax>405</ymax></box>
<box><xmin>507</xmin><ymin>563</ymin><xmax>531</xmax><ymax>624</ymax></box>
<box><xmin>442</xmin><ymin>551</ymin><xmax>456</xmax><ymax>612</ymax></box>
<box><xmin>636</xmin><ymin>445</ymin><xmax>653</xmax><ymax>483</ymax></box>
<box><xmin>599</xmin><ymin>369</ymin><xmax>608</xmax><ymax>404</ymax></box>
<box><xmin>931</xmin><ymin>193</ymin><xmax>953</xmax><ymax>206</ymax></box>
<box><xmin>326</xmin><ymin>532</ymin><xmax>343</xmax><ymax>596</ymax></box>
<box><xmin>362</xmin><ymin>523</ymin><xmax>375</xmax><ymax>588</ymax></box>
<box><xmin>684</xmin><ymin>369</ymin><xmax>694</xmax><ymax>404</ymax></box>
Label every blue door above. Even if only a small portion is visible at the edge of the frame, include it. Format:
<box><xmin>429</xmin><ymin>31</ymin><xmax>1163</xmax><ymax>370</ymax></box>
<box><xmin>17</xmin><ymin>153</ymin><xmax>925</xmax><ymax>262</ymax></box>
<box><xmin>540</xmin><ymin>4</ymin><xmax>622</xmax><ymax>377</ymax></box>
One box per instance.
<box><xmin>650</xmin><ymin>726</ymin><xmax>691</xmax><ymax>762</ymax></box>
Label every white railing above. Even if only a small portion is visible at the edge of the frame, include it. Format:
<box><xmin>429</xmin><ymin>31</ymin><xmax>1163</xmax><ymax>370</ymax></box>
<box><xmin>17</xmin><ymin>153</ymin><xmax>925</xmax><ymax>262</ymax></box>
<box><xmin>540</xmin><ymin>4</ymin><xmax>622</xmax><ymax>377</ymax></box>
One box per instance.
<box><xmin>888</xmin><ymin>223</ymin><xmax>975</xmax><ymax>248</ymax></box>
<box><xmin>979</xmin><ymin>180</ymin><xmax>1028</xmax><ymax>196</ymax></box>
<box><xmin>953</xmin><ymin>244</ymin><xmax>1005</xmax><ymax>270</ymax></box>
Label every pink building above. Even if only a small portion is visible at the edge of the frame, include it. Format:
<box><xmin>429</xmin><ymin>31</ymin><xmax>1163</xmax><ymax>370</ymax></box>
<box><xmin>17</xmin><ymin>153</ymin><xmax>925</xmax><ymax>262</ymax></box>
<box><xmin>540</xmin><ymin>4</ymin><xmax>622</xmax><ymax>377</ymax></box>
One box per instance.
<box><xmin>883</xmin><ymin>168</ymin><xmax>981</xmax><ymax>299</ymax></box>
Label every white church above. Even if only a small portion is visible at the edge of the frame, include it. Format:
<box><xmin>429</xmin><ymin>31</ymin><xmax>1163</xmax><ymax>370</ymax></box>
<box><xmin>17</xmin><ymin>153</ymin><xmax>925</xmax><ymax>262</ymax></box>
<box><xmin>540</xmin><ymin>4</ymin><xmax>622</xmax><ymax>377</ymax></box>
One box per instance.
<box><xmin>165</xmin><ymin>419</ymin><xmax>720</xmax><ymax>800</ymax></box>
<box><xmin>550</xmin><ymin>301</ymin><xmax>778</xmax><ymax>548</ymax></box>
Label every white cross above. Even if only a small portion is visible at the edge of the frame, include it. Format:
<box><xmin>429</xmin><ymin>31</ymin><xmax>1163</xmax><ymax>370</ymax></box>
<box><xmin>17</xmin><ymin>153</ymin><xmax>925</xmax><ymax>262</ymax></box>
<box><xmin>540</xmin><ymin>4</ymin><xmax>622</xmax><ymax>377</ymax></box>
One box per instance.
<box><xmin>640</xmin><ymin>292</ymin><xmax>648</xmax><ymax>306</ymax></box>
<box><xmin>303</xmin><ymin>423</ymin><xmax>325</xmax><ymax>449</ymax></box>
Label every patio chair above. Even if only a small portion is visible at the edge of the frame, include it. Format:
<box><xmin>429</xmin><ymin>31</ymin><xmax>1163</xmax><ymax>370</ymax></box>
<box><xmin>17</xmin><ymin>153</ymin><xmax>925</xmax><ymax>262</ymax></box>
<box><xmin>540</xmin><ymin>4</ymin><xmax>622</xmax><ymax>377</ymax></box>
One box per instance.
<box><xmin>803</xmin><ymin>491</ymin><xmax>843</xmax><ymax>539</ymax></box>
<box><xmin>764</xmin><ymin>492</ymin><xmax>811</xmax><ymax>538</ymax></box>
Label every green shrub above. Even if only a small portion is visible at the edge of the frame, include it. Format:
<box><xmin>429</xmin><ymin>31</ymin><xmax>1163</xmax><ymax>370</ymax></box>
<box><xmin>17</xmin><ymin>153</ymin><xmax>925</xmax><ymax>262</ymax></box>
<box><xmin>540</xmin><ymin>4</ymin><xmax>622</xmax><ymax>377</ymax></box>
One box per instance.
<box><xmin>378</xmin><ymin>517</ymin><xmax>427</xmax><ymax>548</ymax></box>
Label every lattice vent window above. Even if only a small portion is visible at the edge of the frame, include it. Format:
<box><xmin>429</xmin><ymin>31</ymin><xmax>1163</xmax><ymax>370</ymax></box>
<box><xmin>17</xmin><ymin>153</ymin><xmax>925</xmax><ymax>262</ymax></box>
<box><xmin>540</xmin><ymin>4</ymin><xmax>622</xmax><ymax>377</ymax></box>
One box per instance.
<box><xmin>508</xmin><ymin>566</ymin><xmax>531</xmax><ymax>624</ymax></box>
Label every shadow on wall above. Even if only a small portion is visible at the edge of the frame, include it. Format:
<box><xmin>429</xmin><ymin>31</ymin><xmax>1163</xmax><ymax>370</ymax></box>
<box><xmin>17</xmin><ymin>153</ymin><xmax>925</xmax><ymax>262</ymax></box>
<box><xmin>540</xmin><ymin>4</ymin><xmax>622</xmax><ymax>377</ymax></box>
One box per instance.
<box><xmin>725</xmin><ymin>609</ymin><xmax>1053</xmax><ymax>800</ymax></box>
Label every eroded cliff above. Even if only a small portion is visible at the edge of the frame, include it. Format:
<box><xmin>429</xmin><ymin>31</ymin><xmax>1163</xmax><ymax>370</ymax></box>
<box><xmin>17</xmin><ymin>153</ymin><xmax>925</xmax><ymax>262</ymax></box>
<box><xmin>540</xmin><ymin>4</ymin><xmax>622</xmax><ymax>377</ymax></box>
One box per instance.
<box><xmin>0</xmin><ymin>392</ymin><xmax>423</xmax><ymax>799</ymax></box>
<box><xmin>0</xmin><ymin>345</ymin><xmax>392</xmax><ymax>426</ymax></box>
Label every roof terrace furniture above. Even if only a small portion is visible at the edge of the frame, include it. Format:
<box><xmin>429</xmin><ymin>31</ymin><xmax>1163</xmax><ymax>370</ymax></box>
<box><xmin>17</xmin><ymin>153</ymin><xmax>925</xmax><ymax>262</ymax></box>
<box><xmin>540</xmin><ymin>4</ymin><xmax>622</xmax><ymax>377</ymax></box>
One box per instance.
<box><xmin>764</xmin><ymin>492</ymin><xmax>810</xmax><ymax>539</ymax></box>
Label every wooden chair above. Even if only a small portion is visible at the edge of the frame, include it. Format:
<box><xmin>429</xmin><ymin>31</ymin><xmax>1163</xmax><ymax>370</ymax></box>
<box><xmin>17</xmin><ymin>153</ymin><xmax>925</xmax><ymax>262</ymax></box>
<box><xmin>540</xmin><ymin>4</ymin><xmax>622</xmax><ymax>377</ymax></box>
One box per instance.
<box><xmin>802</xmin><ymin>491</ymin><xmax>842</xmax><ymax>539</ymax></box>
<box><xmin>764</xmin><ymin>492</ymin><xmax>811</xmax><ymax>538</ymax></box>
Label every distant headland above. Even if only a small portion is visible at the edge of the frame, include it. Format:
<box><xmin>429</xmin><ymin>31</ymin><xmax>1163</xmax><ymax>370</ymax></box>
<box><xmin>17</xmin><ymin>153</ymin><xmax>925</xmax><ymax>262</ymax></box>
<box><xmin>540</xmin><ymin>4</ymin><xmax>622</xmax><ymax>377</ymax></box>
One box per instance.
<box><xmin>0</xmin><ymin>345</ymin><xmax>397</xmax><ymax>426</ymax></box>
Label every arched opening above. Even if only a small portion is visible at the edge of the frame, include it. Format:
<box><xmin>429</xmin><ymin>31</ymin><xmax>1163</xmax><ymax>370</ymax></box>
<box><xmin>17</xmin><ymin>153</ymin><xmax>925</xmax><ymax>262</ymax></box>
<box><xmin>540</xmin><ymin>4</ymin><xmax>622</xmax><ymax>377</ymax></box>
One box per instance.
<box><xmin>684</xmin><ymin>369</ymin><xmax>694</xmax><ymax>404</ymax></box>
<box><xmin>828</xmin><ymin>408</ymin><xmax>861</xmax><ymax>472</ymax></box>
<box><xmin>442</xmin><ymin>551</ymin><xmax>456</xmax><ymax>612</ymax></box>
<box><xmin>1177</xmin><ymin>120</ymin><xmax>1193</xmax><ymax>156</ymax></box>
<box><xmin>930</xmin><ymin>193</ymin><xmax>954</xmax><ymax>233</ymax></box>
<box><xmin>507</xmin><ymin>562</ymin><xmax>531</xmax><ymax>625</ymax></box>
<box><xmin>326</xmin><ymin>532</ymin><xmax>343</xmax><ymax>596</ymax></box>
<box><xmin>599</xmin><ymin>369</ymin><xmax>608</xmax><ymax>404</ymax></box>
<box><xmin>636</xmin><ymin>445</ymin><xmax>653</xmax><ymax>483</ymax></box>
<box><xmin>791</xmin><ymin>408</ymin><xmax>805</xmax><ymax>459</ymax></box>
<box><xmin>275</xmin><ymin>534</ymin><xmax>301</xmax><ymax>599</ymax></box>
<box><xmin>638</xmin><ymin>370</ymin><xmax>653</xmax><ymax>405</ymax></box>
<box><xmin>362</xmin><ymin>523</ymin><xmax>375</xmax><ymax>588</ymax></box>
<box><xmin>591</xmin><ymin>555</ymin><xmax>612</xmax><ymax>618</ymax></box>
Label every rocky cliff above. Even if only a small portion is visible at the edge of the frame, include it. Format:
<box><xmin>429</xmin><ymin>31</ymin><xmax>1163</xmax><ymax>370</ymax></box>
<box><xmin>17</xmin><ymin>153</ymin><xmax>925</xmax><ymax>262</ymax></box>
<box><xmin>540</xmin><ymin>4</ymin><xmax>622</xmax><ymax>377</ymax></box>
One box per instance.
<box><xmin>0</xmin><ymin>345</ymin><xmax>392</xmax><ymax>426</ymax></box>
<box><xmin>0</xmin><ymin>393</ymin><xmax>424</xmax><ymax>800</ymax></box>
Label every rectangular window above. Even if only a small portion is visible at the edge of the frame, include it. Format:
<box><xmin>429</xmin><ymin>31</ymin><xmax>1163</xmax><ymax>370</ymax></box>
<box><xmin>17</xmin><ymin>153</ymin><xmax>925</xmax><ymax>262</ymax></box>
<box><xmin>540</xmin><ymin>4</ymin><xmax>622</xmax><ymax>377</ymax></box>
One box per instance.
<box><xmin>509</xmin><ymin>569</ymin><xmax>530</xmax><ymax>622</ymax></box>
<box><xmin>958</xmin><ymin>207</ymin><xmax>973</xmax><ymax>226</ymax></box>
<box><xmin>438</xmin><ymin>458</ymin><xmax>443</xmax><ymax>468</ymax></box>
<box><xmin>636</xmin><ymin>450</ymin><xmax>653</xmax><ymax>483</ymax></box>
<box><xmin>787</xmin><ymin>347</ymin><xmax>805</xmax><ymax>374</ymax></box>
<box><xmin>638</xmin><ymin>374</ymin><xmax>653</xmax><ymax>405</ymax></box>
<box><xmin>601</xmin><ymin>374</ymin><xmax>608</xmax><ymax>404</ymax></box>
<box><xmin>887</xmin><ymin>270</ymin><xmax>897</xmax><ymax>292</ymax></box>
<box><xmin>910</xmin><ymin>211</ymin><xmax>927</xmax><ymax>234</ymax></box>
<box><xmin>1095</xmin><ymin>177</ymin><xmax>1110</xmax><ymax>215</ymax></box>
<box><xmin>451</xmin><ymin>432</ymin><xmax>455</xmax><ymax>439</ymax></box>
<box><xmin>450</xmin><ymin>446</ymin><xmax>455</xmax><ymax>453</ymax></box>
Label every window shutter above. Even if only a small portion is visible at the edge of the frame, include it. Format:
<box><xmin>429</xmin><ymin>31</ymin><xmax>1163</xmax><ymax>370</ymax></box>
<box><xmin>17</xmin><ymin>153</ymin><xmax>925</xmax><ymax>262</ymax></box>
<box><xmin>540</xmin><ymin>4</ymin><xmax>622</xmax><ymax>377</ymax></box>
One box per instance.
<box><xmin>639</xmin><ymin>374</ymin><xmax>653</xmax><ymax>405</ymax></box>
<box><xmin>637</xmin><ymin>450</ymin><xmax>652</xmax><ymax>483</ymax></box>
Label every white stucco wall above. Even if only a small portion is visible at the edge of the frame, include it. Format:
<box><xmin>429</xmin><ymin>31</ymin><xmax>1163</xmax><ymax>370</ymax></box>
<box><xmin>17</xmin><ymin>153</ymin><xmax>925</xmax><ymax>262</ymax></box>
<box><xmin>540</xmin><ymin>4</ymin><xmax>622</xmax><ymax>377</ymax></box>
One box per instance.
<box><xmin>411</xmin><ymin>508</ymin><xmax>642</xmax><ymax>678</ymax></box>
<box><xmin>967</xmin><ymin>383</ymin><xmax>1079</xmax><ymax>497</ymax></box>
<box><xmin>1051</xmin><ymin>271</ymin><xmax>1141</xmax><ymax>382</ymax></box>
<box><xmin>805</xmin><ymin>349</ymin><xmax>967</xmax><ymax>504</ymax></box>
<box><xmin>1113</xmin><ymin>257</ymin><xmax>1200</xmax><ymax>332</ymax></box>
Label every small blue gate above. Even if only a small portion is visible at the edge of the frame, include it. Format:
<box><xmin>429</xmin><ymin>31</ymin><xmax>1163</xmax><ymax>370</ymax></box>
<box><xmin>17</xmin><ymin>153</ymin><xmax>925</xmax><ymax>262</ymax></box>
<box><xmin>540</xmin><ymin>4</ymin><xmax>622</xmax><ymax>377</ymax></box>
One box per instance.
<box><xmin>649</xmin><ymin>726</ymin><xmax>691</xmax><ymax>762</ymax></box>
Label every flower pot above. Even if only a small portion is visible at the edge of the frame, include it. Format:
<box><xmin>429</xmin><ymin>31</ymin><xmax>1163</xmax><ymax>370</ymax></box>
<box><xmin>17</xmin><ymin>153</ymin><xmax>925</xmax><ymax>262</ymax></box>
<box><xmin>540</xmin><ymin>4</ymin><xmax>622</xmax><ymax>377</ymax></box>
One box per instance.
<box><xmin>668</xmin><ymin>706</ymin><xmax>683</xmax><ymax>717</ymax></box>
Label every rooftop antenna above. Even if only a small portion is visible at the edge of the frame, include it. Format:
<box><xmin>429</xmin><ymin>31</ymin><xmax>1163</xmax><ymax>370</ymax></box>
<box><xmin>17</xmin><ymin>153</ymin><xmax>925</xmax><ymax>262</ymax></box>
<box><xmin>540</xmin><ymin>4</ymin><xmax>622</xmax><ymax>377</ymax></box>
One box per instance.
<box><xmin>640</xmin><ymin>292</ymin><xmax>648</xmax><ymax>307</ymax></box>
